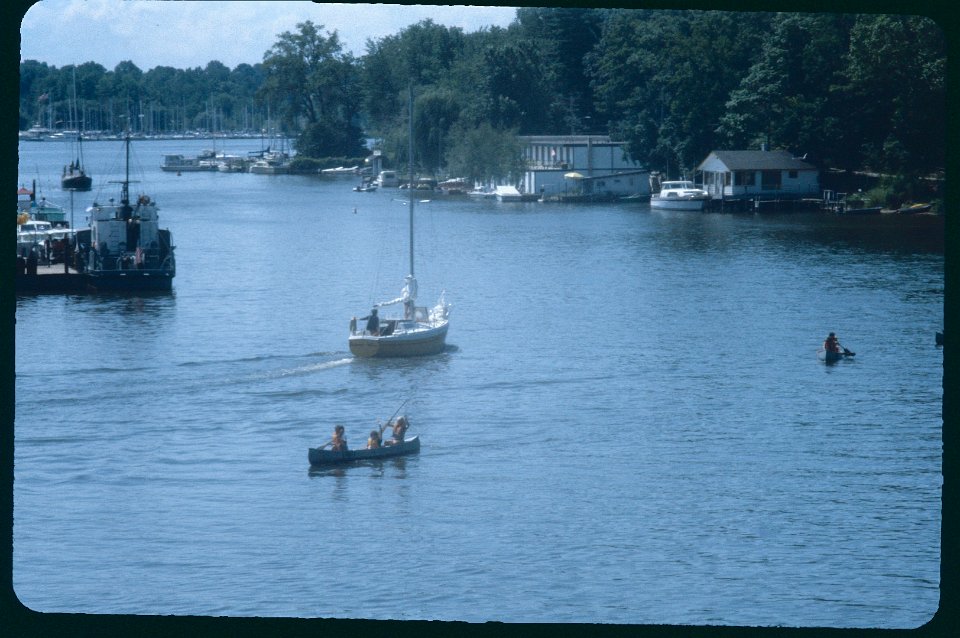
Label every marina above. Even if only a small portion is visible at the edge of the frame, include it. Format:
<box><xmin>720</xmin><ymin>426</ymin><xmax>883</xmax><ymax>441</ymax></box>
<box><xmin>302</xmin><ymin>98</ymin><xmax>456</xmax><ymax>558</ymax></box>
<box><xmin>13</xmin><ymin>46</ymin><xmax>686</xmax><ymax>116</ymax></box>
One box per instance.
<box><xmin>13</xmin><ymin>137</ymin><xmax>944</xmax><ymax>626</ymax></box>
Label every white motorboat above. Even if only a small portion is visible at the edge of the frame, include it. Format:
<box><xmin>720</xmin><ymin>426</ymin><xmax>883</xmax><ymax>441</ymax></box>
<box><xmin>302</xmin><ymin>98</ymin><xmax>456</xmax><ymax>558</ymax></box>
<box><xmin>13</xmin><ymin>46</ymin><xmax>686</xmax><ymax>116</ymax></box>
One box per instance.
<box><xmin>650</xmin><ymin>180</ymin><xmax>710</xmax><ymax>210</ymax></box>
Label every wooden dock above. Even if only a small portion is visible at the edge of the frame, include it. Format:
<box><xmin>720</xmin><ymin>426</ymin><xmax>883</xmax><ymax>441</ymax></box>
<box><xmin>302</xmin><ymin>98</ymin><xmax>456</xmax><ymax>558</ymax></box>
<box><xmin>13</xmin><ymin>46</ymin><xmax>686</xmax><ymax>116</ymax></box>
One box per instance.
<box><xmin>15</xmin><ymin>263</ymin><xmax>89</xmax><ymax>293</ymax></box>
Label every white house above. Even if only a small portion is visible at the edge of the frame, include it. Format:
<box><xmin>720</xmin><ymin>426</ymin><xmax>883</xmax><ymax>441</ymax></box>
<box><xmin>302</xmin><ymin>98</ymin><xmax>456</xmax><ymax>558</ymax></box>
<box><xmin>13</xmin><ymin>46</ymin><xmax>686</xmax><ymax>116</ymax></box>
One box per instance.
<box><xmin>697</xmin><ymin>149</ymin><xmax>819</xmax><ymax>200</ymax></box>
<box><xmin>518</xmin><ymin>135</ymin><xmax>650</xmax><ymax>201</ymax></box>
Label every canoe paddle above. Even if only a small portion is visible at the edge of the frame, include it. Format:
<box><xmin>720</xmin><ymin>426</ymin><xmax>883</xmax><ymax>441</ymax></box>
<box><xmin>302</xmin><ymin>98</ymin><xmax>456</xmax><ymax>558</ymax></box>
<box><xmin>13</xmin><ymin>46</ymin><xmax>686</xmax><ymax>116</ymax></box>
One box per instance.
<box><xmin>379</xmin><ymin>398</ymin><xmax>410</xmax><ymax>436</ymax></box>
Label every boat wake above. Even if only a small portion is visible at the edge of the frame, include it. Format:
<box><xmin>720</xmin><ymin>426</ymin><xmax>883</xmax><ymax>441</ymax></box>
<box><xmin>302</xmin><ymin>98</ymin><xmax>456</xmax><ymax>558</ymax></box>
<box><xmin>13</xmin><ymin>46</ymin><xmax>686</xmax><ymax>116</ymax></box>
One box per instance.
<box><xmin>272</xmin><ymin>357</ymin><xmax>354</xmax><ymax>378</ymax></box>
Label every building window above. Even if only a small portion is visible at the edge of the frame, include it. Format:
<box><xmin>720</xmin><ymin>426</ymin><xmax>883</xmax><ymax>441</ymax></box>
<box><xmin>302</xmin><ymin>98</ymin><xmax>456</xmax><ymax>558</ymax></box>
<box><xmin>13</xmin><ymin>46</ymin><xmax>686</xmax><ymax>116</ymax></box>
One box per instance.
<box><xmin>788</xmin><ymin>170</ymin><xmax>798</xmax><ymax>179</ymax></box>
<box><xmin>735</xmin><ymin>171</ymin><xmax>756</xmax><ymax>186</ymax></box>
<box><xmin>761</xmin><ymin>170</ymin><xmax>781</xmax><ymax>189</ymax></box>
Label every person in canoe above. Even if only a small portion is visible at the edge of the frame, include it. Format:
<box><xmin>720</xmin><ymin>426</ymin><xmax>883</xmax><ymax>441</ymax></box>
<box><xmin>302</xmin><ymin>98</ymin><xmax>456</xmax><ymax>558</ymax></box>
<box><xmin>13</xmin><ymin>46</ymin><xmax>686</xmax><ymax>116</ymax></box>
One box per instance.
<box><xmin>367</xmin><ymin>428</ymin><xmax>382</xmax><ymax>449</ymax></box>
<box><xmin>384</xmin><ymin>415</ymin><xmax>409</xmax><ymax>446</ymax></box>
<box><xmin>824</xmin><ymin>332</ymin><xmax>841</xmax><ymax>354</ymax></box>
<box><xmin>320</xmin><ymin>424</ymin><xmax>348</xmax><ymax>452</ymax></box>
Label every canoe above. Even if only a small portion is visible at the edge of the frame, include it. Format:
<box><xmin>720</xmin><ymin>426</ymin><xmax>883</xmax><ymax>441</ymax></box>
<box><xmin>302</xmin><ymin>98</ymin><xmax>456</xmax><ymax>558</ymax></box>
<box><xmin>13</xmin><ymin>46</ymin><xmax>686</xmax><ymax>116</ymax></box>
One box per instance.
<box><xmin>308</xmin><ymin>435</ymin><xmax>420</xmax><ymax>466</ymax></box>
<box><xmin>817</xmin><ymin>348</ymin><xmax>854</xmax><ymax>362</ymax></box>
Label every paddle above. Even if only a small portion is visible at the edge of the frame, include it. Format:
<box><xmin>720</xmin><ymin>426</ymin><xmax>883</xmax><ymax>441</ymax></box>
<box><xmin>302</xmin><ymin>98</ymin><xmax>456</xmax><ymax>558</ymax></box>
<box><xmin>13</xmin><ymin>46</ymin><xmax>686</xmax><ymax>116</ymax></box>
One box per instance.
<box><xmin>379</xmin><ymin>398</ymin><xmax>410</xmax><ymax>436</ymax></box>
<box><xmin>840</xmin><ymin>344</ymin><xmax>856</xmax><ymax>356</ymax></box>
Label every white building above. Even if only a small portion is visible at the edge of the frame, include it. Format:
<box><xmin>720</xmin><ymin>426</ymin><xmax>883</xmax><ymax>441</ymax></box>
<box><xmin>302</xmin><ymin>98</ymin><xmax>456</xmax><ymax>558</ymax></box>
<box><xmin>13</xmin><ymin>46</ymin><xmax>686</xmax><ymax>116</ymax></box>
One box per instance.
<box><xmin>518</xmin><ymin>135</ymin><xmax>650</xmax><ymax>201</ymax></box>
<box><xmin>697</xmin><ymin>149</ymin><xmax>819</xmax><ymax>200</ymax></box>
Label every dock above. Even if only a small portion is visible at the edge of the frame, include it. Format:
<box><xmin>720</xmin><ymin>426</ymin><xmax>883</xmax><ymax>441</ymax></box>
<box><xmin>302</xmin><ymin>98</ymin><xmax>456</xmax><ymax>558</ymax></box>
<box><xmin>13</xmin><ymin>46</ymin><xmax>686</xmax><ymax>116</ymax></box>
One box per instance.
<box><xmin>15</xmin><ymin>263</ymin><xmax>88</xmax><ymax>294</ymax></box>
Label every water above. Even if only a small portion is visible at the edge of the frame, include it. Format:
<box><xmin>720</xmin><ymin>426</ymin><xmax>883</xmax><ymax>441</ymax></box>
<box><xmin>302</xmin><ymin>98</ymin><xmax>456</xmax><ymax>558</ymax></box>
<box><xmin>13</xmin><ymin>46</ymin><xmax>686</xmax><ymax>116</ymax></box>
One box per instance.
<box><xmin>13</xmin><ymin>139</ymin><xmax>944</xmax><ymax>626</ymax></box>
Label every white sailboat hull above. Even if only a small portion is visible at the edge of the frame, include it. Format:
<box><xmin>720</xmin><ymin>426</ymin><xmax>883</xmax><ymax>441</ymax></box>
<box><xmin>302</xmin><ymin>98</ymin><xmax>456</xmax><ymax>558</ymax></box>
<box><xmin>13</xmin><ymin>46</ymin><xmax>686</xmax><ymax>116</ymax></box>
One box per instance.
<box><xmin>349</xmin><ymin>321</ymin><xmax>448</xmax><ymax>358</ymax></box>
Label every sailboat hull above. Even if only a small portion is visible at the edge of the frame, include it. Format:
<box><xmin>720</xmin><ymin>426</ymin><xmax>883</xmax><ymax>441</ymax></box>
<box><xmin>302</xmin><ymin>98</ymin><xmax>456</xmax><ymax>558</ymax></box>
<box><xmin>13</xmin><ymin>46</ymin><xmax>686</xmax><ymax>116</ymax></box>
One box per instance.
<box><xmin>349</xmin><ymin>322</ymin><xmax>448</xmax><ymax>358</ymax></box>
<box><xmin>61</xmin><ymin>174</ymin><xmax>92</xmax><ymax>191</ymax></box>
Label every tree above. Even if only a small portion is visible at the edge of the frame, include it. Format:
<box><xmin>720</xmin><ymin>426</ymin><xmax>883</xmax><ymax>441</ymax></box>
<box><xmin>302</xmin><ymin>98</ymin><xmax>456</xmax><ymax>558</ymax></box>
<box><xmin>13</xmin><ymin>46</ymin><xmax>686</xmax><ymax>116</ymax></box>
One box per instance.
<box><xmin>446</xmin><ymin>122</ymin><xmax>524</xmax><ymax>184</ymax></box>
<box><xmin>835</xmin><ymin>14</ymin><xmax>946</xmax><ymax>176</ymax></box>
<box><xmin>587</xmin><ymin>10</ymin><xmax>770</xmax><ymax>175</ymax></box>
<box><xmin>259</xmin><ymin>21</ymin><xmax>364</xmax><ymax>157</ymax></box>
<box><xmin>717</xmin><ymin>13</ymin><xmax>855</xmax><ymax>166</ymax></box>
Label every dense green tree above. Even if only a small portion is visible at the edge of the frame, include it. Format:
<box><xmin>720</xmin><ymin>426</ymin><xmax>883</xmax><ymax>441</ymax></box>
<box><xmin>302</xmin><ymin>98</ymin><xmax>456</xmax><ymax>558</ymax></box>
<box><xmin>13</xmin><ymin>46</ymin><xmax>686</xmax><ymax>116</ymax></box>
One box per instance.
<box><xmin>835</xmin><ymin>14</ymin><xmax>946</xmax><ymax>177</ymax></box>
<box><xmin>445</xmin><ymin>121</ymin><xmax>524</xmax><ymax>184</ymax></box>
<box><xmin>259</xmin><ymin>21</ymin><xmax>365</xmax><ymax>156</ymax></box>
<box><xmin>515</xmin><ymin>7</ymin><xmax>607</xmax><ymax>132</ymax></box>
<box><xmin>587</xmin><ymin>10</ymin><xmax>770</xmax><ymax>175</ymax></box>
<box><xmin>718</xmin><ymin>13</ymin><xmax>855</xmax><ymax>166</ymax></box>
<box><xmin>360</xmin><ymin>19</ymin><xmax>467</xmax><ymax>136</ymax></box>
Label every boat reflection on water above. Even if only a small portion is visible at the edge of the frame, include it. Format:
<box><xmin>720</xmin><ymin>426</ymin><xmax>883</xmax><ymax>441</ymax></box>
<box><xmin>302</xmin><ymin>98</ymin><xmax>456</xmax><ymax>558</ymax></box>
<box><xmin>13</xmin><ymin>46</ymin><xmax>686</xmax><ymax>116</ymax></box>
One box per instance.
<box><xmin>307</xmin><ymin>453</ymin><xmax>415</xmax><ymax>478</ymax></box>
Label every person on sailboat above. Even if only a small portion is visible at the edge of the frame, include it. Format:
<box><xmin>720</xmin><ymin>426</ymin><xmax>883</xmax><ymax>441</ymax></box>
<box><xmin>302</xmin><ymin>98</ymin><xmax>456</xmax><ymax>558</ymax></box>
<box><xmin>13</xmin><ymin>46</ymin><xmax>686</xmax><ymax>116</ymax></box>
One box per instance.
<box><xmin>361</xmin><ymin>308</ymin><xmax>380</xmax><ymax>335</ymax></box>
<box><xmin>378</xmin><ymin>274</ymin><xmax>419</xmax><ymax>320</ymax></box>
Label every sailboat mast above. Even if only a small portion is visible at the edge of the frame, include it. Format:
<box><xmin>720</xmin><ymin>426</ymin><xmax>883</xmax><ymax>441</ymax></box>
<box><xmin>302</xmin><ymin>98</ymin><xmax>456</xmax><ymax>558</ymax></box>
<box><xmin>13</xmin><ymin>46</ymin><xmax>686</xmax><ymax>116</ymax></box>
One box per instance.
<box><xmin>408</xmin><ymin>85</ymin><xmax>415</xmax><ymax>278</ymax></box>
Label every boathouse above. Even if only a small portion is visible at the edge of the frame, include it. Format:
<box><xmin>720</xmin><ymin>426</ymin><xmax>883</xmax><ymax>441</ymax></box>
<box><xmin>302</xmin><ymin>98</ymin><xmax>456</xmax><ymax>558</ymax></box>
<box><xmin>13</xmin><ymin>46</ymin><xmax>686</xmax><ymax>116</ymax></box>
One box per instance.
<box><xmin>518</xmin><ymin>135</ymin><xmax>650</xmax><ymax>201</ymax></box>
<box><xmin>697</xmin><ymin>149</ymin><xmax>819</xmax><ymax>201</ymax></box>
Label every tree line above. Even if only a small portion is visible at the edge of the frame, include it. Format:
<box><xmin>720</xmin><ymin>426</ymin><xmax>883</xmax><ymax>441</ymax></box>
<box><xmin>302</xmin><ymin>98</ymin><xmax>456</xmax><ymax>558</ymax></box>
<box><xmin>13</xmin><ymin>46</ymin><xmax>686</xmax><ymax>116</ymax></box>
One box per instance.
<box><xmin>19</xmin><ymin>8</ymin><xmax>946</xmax><ymax>189</ymax></box>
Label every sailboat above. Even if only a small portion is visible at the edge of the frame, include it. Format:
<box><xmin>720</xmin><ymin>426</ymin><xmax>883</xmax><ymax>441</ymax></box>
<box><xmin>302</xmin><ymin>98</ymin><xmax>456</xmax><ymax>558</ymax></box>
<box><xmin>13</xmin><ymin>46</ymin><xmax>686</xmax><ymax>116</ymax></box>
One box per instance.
<box><xmin>61</xmin><ymin>68</ymin><xmax>92</xmax><ymax>191</ymax></box>
<box><xmin>348</xmin><ymin>88</ymin><xmax>451</xmax><ymax>358</ymax></box>
<box><xmin>74</xmin><ymin>132</ymin><xmax>176</xmax><ymax>292</ymax></box>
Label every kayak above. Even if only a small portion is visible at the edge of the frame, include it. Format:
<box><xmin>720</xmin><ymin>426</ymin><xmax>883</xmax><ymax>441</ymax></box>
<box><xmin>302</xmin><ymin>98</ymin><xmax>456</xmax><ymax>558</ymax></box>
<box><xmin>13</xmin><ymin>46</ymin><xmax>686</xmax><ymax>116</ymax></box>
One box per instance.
<box><xmin>308</xmin><ymin>435</ymin><xmax>420</xmax><ymax>466</ymax></box>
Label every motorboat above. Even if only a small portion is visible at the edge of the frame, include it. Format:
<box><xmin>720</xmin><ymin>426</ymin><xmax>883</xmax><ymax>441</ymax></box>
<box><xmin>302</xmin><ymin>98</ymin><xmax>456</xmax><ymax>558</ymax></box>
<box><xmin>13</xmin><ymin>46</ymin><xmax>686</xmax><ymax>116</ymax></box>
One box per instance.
<box><xmin>650</xmin><ymin>180</ymin><xmax>710</xmax><ymax>210</ymax></box>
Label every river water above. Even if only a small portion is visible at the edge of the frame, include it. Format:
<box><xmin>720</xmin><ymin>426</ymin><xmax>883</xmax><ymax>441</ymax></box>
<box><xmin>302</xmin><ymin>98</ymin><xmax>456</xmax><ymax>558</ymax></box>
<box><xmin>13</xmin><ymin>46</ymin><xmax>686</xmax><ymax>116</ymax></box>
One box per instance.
<box><xmin>13</xmin><ymin>138</ymin><xmax>944</xmax><ymax>627</ymax></box>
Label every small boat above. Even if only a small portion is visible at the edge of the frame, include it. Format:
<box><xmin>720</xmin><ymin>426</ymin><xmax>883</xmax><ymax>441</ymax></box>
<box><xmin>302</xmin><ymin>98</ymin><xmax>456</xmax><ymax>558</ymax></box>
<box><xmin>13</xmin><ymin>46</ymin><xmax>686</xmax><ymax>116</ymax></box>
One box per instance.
<box><xmin>61</xmin><ymin>71</ymin><xmax>93</xmax><ymax>191</ymax></box>
<box><xmin>817</xmin><ymin>348</ymin><xmax>855</xmax><ymax>362</ymax></box>
<box><xmin>348</xmin><ymin>88</ymin><xmax>451</xmax><ymax>358</ymax></box>
<box><xmin>375</xmin><ymin>170</ymin><xmax>399</xmax><ymax>187</ymax></box>
<box><xmin>898</xmin><ymin>203</ymin><xmax>932</xmax><ymax>215</ymax></box>
<box><xmin>437</xmin><ymin>177</ymin><xmax>470</xmax><ymax>195</ymax></box>
<box><xmin>160</xmin><ymin>153</ymin><xmax>217</xmax><ymax>172</ymax></box>
<box><xmin>308</xmin><ymin>435</ymin><xmax>420</xmax><ymax>466</ymax></box>
<box><xmin>249</xmin><ymin>152</ymin><xmax>291</xmax><ymax>174</ymax></box>
<box><xmin>650</xmin><ymin>180</ymin><xmax>710</xmax><ymax>211</ymax></box>
<box><xmin>18</xmin><ymin>183</ymin><xmax>68</xmax><ymax>226</ymax></box>
<box><xmin>321</xmin><ymin>165</ymin><xmax>360</xmax><ymax>175</ymax></box>
<box><xmin>61</xmin><ymin>145</ymin><xmax>92</xmax><ymax>191</ymax></box>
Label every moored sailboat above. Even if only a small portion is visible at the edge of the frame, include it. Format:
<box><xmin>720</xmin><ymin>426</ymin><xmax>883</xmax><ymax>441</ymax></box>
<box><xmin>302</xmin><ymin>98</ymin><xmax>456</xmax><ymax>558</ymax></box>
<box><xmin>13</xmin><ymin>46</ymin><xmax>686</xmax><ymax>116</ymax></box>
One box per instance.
<box><xmin>61</xmin><ymin>70</ymin><xmax>92</xmax><ymax>191</ymax></box>
<box><xmin>349</xmin><ymin>88</ymin><xmax>450</xmax><ymax>357</ymax></box>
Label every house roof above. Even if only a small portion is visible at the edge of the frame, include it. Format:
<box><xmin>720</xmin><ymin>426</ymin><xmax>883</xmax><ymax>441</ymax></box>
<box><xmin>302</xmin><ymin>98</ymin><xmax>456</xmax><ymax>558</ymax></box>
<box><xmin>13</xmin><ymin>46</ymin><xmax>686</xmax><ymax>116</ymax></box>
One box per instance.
<box><xmin>699</xmin><ymin>149</ymin><xmax>817</xmax><ymax>171</ymax></box>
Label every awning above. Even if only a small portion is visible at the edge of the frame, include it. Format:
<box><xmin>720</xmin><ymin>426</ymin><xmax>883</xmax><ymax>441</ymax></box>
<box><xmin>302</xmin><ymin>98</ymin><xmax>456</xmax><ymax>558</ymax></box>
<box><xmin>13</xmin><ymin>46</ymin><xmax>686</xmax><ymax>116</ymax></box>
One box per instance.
<box><xmin>564</xmin><ymin>172</ymin><xmax>585</xmax><ymax>179</ymax></box>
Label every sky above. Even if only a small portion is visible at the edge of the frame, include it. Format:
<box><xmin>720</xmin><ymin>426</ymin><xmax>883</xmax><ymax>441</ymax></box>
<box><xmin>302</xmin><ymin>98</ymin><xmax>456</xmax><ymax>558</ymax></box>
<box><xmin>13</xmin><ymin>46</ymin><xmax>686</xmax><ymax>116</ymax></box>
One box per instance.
<box><xmin>18</xmin><ymin>1</ymin><xmax>519</xmax><ymax>71</ymax></box>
